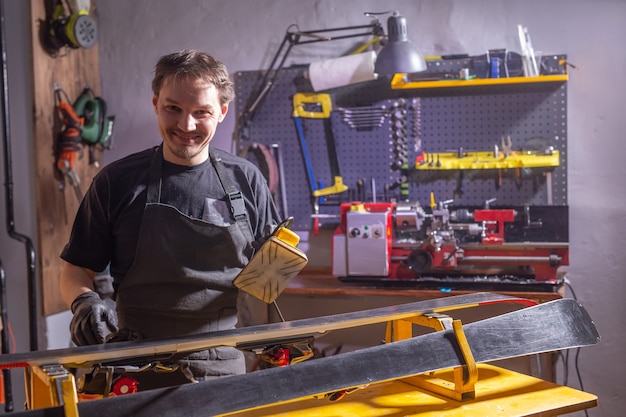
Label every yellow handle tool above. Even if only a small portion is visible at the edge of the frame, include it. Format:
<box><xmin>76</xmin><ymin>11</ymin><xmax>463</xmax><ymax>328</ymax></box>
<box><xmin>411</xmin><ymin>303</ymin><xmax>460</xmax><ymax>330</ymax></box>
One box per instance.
<box><xmin>233</xmin><ymin>218</ymin><xmax>308</xmax><ymax>304</ymax></box>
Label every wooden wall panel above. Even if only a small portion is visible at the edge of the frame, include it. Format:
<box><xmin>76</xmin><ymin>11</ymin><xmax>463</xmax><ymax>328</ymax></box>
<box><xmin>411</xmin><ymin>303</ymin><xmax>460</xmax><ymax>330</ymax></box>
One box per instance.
<box><xmin>29</xmin><ymin>0</ymin><xmax>101</xmax><ymax>315</ymax></box>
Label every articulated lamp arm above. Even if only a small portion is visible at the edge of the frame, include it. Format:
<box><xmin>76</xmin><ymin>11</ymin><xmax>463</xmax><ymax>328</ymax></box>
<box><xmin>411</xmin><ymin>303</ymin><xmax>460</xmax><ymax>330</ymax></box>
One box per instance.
<box><xmin>237</xmin><ymin>19</ymin><xmax>385</xmax><ymax>141</ymax></box>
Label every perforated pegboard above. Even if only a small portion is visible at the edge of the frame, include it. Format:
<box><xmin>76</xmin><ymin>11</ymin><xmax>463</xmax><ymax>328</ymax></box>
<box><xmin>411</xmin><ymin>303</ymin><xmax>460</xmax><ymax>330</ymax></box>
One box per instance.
<box><xmin>235</xmin><ymin>55</ymin><xmax>568</xmax><ymax>230</ymax></box>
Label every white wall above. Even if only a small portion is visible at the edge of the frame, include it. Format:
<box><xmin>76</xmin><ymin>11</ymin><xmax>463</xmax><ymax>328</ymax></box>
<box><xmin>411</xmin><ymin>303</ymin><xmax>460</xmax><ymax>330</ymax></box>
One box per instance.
<box><xmin>0</xmin><ymin>0</ymin><xmax>624</xmax><ymax>414</ymax></box>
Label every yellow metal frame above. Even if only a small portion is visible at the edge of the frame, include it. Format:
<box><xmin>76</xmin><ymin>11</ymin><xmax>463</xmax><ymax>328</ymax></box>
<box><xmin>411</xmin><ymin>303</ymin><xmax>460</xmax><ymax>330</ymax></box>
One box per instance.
<box><xmin>385</xmin><ymin>313</ymin><xmax>478</xmax><ymax>401</ymax></box>
<box><xmin>25</xmin><ymin>365</ymin><xmax>79</xmax><ymax>417</ymax></box>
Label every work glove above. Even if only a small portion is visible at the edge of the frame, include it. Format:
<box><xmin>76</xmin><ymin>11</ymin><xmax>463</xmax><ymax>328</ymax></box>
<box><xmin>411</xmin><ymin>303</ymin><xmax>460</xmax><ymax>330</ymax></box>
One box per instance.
<box><xmin>70</xmin><ymin>291</ymin><xmax>118</xmax><ymax>346</ymax></box>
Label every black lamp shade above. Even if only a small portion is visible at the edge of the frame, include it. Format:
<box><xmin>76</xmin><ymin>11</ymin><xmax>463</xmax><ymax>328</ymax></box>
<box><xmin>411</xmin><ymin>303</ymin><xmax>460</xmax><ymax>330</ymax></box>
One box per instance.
<box><xmin>374</xmin><ymin>13</ymin><xmax>426</xmax><ymax>76</ymax></box>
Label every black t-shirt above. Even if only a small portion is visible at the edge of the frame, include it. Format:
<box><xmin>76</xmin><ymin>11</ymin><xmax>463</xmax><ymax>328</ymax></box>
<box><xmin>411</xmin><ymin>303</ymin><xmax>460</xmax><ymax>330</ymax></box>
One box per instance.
<box><xmin>61</xmin><ymin>145</ymin><xmax>280</xmax><ymax>285</ymax></box>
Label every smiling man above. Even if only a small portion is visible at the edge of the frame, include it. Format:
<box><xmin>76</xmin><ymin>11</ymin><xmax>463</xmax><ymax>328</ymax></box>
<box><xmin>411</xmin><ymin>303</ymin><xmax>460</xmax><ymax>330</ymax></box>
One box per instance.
<box><xmin>154</xmin><ymin>63</ymin><xmax>226</xmax><ymax>165</ymax></box>
<box><xmin>59</xmin><ymin>50</ymin><xmax>280</xmax><ymax>389</ymax></box>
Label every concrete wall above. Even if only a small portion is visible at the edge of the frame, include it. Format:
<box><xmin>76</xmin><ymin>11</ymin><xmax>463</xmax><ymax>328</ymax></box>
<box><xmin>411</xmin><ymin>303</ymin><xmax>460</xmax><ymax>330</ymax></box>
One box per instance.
<box><xmin>0</xmin><ymin>0</ymin><xmax>623</xmax><ymax>414</ymax></box>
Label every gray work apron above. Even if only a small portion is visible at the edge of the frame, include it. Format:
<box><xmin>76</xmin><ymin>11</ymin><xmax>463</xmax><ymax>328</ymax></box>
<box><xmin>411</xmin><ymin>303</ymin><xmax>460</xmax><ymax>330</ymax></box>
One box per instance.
<box><xmin>114</xmin><ymin>145</ymin><xmax>254</xmax><ymax>386</ymax></box>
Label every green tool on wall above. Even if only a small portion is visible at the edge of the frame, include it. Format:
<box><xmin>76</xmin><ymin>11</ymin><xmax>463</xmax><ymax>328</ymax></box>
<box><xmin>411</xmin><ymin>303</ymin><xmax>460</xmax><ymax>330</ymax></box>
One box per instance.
<box><xmin>73</xmin><ymin>86</ymin><xmax>115</xmax><ymax>167</ymax></box>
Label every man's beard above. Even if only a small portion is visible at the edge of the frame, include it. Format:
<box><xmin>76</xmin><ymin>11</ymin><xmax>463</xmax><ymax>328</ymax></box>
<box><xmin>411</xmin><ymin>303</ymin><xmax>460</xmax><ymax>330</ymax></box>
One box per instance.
<box><xmin>166</xmin><ymin>137</ymin><xmax>209</xmax><ymax>161</ymax></box>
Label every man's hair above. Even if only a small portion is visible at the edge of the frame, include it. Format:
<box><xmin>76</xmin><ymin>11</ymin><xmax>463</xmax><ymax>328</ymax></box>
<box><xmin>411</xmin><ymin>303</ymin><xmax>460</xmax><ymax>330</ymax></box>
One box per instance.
<box><xmin>152</xmin><ymin>49</ymin><xmax>235</xmax><ymax>106</ymax></box>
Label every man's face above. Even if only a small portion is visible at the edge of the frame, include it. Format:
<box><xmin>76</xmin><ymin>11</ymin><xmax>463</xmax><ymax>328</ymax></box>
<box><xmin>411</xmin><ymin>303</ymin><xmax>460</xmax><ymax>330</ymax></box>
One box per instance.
<box><xmin>153</xmin><ymin>75</ymin><xmax>228</xmax><ymax>166</ymax></box>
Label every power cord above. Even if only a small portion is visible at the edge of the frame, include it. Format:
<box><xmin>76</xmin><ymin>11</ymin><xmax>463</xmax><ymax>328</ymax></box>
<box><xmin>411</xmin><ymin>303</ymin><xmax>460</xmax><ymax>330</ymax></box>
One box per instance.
<box><xmin>563</xmin><ymin>277</ymin><xmax>590</xmax><ymax>417</ymax></box>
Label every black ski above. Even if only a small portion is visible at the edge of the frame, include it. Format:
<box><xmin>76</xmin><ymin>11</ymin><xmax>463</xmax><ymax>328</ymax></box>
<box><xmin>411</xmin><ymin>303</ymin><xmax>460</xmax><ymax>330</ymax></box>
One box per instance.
<box><xmin>7</xmin><ymin>298</ymin><xmax>599</xmax><ymax>417</ymax></box>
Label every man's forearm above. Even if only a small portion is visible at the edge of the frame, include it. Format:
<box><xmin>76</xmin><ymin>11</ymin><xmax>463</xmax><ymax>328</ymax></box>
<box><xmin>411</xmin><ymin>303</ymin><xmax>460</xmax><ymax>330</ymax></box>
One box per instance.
<box><xmin>59</xmin><ymin>262</ymin><xmax>97</xmax><ymax>308</ymax></box>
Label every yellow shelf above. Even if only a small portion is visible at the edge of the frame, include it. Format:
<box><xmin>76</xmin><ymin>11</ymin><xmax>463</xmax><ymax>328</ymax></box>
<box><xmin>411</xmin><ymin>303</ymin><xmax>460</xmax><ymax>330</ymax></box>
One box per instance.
<box><xmin>391</xmin><ymin>73</ymin><xmax>568</xmax><ymax>90</ymax></box>
<box><xmin>416</xmin><ymin>150</ymin><xmax>560</xmax><ymax>170</ymax></box>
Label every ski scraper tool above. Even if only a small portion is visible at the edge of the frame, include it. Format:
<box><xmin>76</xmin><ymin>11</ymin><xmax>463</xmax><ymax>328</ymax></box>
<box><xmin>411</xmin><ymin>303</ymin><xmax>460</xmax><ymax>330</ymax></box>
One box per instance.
<box><xmin>234</xmin><ymin>217</ymin><xmax>308</xmax><ymax>303</ymax></box>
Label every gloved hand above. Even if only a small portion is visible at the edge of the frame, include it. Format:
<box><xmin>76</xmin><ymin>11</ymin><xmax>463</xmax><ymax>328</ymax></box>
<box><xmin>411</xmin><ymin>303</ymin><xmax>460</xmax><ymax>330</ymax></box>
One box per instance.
<box><xmin>70</xmin><ymin>291</ymin><xmax>118</xmax><ymax>346</ymax></box>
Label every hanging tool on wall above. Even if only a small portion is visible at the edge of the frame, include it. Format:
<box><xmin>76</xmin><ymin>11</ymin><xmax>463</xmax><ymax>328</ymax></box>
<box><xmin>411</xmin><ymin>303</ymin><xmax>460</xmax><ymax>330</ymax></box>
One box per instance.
<box><xmin>293</xmin><ymin>93</ymin><xmax>348</xmax><ymax>234</ymax></box>
<box><xmin>239</xmin><ymin>142</ymin><xmax>281</xmax><ymax>214</ymax></box>
<box><xmin>293</xmin><ymin>93</ymin><xmax>348</xmax><ymax>198</ymax></box>
<box><xmin>73</xmin><ymin>86</ymin><xmax>115</xmax><ymax>167</ymax></box>
<box><xmin>389</xmin><ymin>99</ymin><xmax>411</xmax><ymax>199</ymax></box>
<box><xmin>271</xmin><ymin>144</ymin><xmax>290</xmax><ymax>219</ymax></box>
<box><xmin>43</xmin><ymin>0</ymin><xmax>97</xmax><ymax>56</ymax></box>
<box><xmin>54</xmin><ymin>84</ymin><xmax>83</xmax><ymax>202</ymax></box>
<box><xmin>337</xmin><ymin>104</ymin><xmax>389</xmax><ymax>130</ymax></box>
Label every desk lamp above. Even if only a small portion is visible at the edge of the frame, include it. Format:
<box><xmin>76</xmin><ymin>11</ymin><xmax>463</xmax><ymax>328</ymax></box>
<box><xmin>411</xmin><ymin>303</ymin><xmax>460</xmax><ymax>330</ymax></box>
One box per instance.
<box><xmin>375</xmin><ymin>11</ymin><xmax>426</xmax><ymax>76</ymax></box>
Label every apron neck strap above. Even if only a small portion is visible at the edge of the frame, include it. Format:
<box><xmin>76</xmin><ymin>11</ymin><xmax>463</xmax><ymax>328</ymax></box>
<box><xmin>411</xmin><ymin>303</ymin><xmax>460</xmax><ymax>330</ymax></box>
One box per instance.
<box><xmin>146</xmin><ymin>145</ymin><xmax>163</xmax><ymax>204</ymax></box>
<box><xmin>210</xmin><ymin>150</ymin><xmax>255</xmax><ymax>241</ymax></box>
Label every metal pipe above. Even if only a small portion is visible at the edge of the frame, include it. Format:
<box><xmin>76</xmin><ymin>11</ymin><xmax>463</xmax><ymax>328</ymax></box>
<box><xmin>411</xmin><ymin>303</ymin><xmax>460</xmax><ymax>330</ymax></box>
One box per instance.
<box><xmin>459</xmin><ymin>255</ymin><xmax>561</xmax><ymax>264</ymax></box>
<box><xmin>391</xmin><ymin>255</ymin><xmax>562</xmax><ymax>265</ymax></box>
<box><xmin>0</xmin><ymin>0</ymin><xmax>38</xmax><ymax>352</ymax></box>
<box><xmin>0</xmin><ymin>261</ymin><xmax>13</xmax><ymax>411</ymax></box>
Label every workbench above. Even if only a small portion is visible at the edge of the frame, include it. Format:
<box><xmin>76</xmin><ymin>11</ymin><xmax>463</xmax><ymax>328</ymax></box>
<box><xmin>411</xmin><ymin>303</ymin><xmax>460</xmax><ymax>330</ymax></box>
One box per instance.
<box><xmin>283</xmin><ymin>266</ymin><xmax>564</xmax><ymax>302</ymax></box>
<box><xmin>223</xmin><ymin>363</ymin><xmax>597</xmax><ymax>417</ymax></box>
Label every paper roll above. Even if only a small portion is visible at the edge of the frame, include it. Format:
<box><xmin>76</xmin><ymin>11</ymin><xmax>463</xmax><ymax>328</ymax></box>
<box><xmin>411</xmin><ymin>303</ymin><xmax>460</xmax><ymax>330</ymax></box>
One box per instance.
<box><xmin>308</xmin><ymin>51</ymin><xmax>377</xmax><ymax>91</ymax></box>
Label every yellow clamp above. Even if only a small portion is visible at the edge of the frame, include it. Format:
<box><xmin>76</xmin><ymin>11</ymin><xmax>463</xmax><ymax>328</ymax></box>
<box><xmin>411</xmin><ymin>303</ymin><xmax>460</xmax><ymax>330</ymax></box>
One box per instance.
<box><xmin>313</xmin><ymin>176</ymin><xmax>347</xmax><ymax>197</ymax></box>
